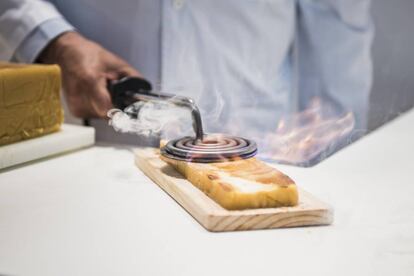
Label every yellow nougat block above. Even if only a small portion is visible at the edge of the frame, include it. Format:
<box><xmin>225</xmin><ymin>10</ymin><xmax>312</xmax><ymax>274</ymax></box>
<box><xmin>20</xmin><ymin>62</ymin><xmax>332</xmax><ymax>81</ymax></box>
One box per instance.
<box><xmin>161</xmin><ymin>155</ymin><xmax>299</xmax><ymax>210</ymax></box>
<box><xmin>0</xmin><ymin>62</ymin><xmax>63</xmax><ymax>146</ymax></box>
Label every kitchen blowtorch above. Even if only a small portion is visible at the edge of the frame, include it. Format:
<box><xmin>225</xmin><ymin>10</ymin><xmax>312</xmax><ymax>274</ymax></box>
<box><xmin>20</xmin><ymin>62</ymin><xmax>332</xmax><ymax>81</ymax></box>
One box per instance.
<box><xmin>108</xmin><ymin>77</ymin><xmax>257</xmax><ymax>163</ymax></box>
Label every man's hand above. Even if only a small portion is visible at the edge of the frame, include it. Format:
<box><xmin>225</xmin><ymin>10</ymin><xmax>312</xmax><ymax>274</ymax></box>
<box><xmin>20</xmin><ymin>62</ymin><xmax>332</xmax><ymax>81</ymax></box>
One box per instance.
<box><xmin>38</xmin><ymin>31</ymin><xmax>141</xmax><ymax>118</ymax></box>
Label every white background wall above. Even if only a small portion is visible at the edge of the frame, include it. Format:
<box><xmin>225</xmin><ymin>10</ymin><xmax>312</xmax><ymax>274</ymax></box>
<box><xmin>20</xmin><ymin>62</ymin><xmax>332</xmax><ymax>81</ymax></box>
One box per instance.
<box><xmin>369</xmin><ymin>0</ymin><xmax>414</xmax><ymax>130</ymax></box>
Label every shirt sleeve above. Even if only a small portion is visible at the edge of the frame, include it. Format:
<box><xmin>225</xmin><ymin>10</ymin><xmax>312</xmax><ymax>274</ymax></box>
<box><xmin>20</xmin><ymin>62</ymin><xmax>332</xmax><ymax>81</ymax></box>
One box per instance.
<box><xmin>296</xmin><ymin>0</ymin><xmax>374</xmax><ymax>130</ymax></box>
<box><xmin>0</xmin><ymin>0</ymin><xmax>73</xmax><ymax>62</ymax></box>
<box><xmin>12</xmin><ymin>17</ymin><xmax>75</xmax><ymax>63</ymax></box>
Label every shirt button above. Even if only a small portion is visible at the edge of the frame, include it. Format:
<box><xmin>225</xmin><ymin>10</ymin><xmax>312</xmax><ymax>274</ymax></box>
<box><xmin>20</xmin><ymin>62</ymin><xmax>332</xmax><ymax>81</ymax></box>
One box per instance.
<box><xmin>173</xmin><ymin>0</ymin><xmax>184</xmax><ymax>10</ymax></box>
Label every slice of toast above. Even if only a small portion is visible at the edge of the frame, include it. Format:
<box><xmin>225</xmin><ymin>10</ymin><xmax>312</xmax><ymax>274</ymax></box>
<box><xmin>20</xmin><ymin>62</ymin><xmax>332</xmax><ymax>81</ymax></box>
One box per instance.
<box><xmin>160</xmin><ymin>155</ymin><xmax>299</xmax><ymax>210</ymax></box>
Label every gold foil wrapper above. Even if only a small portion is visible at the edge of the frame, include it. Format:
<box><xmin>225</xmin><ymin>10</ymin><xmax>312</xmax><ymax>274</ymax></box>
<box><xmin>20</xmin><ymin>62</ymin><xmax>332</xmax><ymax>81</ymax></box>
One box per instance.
<box><xmin>0</xmin><ymin>62</ymin><xmax>64</xmax><ymax>146</ymax></box>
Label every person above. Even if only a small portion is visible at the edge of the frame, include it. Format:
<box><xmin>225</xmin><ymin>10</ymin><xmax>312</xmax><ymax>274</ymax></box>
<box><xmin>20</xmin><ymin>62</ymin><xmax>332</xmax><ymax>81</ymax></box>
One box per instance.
<box><xmin>0</xmin><ymin>0</ymin><xmax>373</xmax><ymax>162</ymax></box>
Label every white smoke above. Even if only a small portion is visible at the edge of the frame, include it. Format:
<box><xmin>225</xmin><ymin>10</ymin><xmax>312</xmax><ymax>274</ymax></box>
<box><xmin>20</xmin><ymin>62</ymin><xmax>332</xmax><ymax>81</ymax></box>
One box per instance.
<box><xmin>108</xmin><ymin>98</ymin><xmax>193</xmax><ymax>139</ymax></box>
<box><xmin>107</xmin><ymin>80</ymin><xmax>227</xmax><ymax>140</ymax></box>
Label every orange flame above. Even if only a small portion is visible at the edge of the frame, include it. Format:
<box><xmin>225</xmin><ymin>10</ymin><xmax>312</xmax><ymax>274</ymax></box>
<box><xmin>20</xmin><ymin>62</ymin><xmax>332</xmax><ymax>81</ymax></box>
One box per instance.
<box><xmin>261</xmin><ymin>98</ymin><xmax>355</xmax><ymax>165</ymax></box>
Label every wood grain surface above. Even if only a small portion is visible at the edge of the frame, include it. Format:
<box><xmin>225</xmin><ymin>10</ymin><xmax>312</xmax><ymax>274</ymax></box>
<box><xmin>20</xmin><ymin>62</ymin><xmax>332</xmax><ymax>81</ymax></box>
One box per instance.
<box><xmin>135</xmin><ymin>148</ymin><xmax>333</xmax><ymax>232</ymax></box>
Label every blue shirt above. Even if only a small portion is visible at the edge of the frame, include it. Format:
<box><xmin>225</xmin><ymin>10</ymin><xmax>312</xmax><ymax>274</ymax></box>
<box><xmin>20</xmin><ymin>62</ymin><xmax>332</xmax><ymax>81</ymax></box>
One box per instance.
<box><xmin>4</xmin><ymin>0</ymin><xmax>373</xmax><ymax>162</ymax></box>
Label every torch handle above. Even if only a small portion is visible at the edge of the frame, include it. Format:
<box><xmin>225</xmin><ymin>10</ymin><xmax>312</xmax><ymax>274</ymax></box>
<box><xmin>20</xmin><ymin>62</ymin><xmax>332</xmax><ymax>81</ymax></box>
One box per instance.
<box><xmin>107</xmin><ymin>76</ymin><xmax>153</xmax><ymax>110</ymax></box>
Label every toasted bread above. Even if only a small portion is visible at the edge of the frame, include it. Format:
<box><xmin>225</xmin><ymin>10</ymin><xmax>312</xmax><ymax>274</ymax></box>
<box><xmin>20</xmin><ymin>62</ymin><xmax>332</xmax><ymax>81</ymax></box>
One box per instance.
<box><xmin>160</xmin><ymin>155</ymin><xmax>299</xmax><ymax>210</ymax></box>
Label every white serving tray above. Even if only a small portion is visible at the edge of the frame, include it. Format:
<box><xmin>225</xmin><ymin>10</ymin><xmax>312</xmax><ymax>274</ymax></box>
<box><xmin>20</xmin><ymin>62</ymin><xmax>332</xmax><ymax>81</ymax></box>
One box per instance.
<box><xmin>0</xmin><ymin>124</ymin><xmax>95</xmax><ymax>170</ymax></box>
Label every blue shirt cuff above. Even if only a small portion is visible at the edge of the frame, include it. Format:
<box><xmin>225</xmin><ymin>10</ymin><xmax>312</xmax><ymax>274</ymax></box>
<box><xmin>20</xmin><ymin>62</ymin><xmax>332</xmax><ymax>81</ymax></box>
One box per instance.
<box><xmin>12</xmin><ymin>17</ymin><xmax>75</xmax><ymax>63</ymax></box>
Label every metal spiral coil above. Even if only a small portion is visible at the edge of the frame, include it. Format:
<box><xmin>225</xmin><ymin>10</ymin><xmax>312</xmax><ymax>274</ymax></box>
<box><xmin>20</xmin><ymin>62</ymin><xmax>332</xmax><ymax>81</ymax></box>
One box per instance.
<box><xmin>161</xmin><ymin>134</ymin><xmax>257</xmax><ymax>163</ymax></box>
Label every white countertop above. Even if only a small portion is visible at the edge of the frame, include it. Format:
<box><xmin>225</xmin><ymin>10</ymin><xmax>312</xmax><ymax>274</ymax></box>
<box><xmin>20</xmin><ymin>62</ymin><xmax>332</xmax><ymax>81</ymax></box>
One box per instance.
<box><xmin>1</xmin><ymin>110</ymin><xmax>414</xmax><ymax>276</ymax></box>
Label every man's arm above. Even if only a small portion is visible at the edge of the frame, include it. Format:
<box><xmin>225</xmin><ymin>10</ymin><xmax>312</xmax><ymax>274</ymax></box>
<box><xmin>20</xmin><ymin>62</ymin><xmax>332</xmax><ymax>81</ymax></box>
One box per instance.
<box><xmin>0</xmin><ymin>0</ymin><xmax>141</xmax><ymax>118</ymax></box>
<box><xmin>38</xmin><ymin>31</ymin><xmax>142</xmax><ymax>118</ymax></box>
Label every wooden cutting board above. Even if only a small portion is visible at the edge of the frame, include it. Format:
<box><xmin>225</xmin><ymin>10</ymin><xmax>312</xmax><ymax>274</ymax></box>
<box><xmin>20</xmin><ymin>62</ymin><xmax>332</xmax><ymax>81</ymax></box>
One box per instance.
<box><xmin>135</xmin><ymin>148</ymin><xmax>333</xmax><ymax>232</ymax></box>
